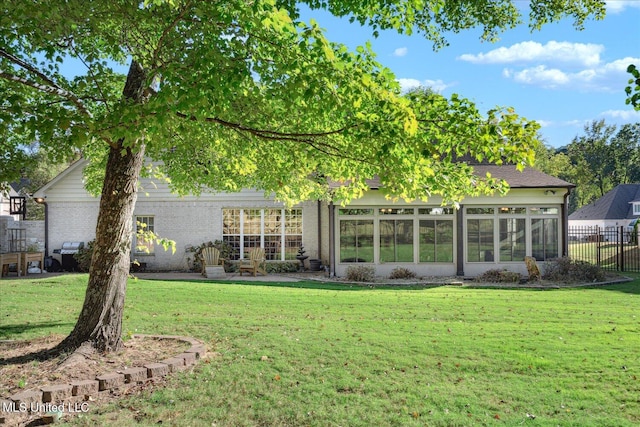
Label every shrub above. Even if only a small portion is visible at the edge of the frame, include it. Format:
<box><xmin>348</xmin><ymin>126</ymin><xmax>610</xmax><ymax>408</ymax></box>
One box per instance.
<box><xmin>475</xmin><ymin>269</ymin><xmax>521</xmax><ymax>283</ymax></box>
<box><xmin>543</xmin><ymin>257</ymin><xmax>605</xmax><ymax>283</ymax></box>
<box><xmin>345</xmin><ymin>265</ymin><xmax>375</xmax><ymax>282</ymax></box>
<box><xmin>389</xmin><ymin>267</ymin><xmax>417</xmax><ymax>280</ymax></box>
<box><xmin>266</xmin><ymin>261</ymin><xmax>300</xmax><ymax>274</ymax></box>
<box><xmin>74</xmin><ymin>240</ymin><xmax>94</xmax><ymax>273</ymax></box>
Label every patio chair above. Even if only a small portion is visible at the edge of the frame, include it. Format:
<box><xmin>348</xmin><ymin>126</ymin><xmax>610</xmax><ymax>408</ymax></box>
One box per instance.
<box><xmin>238</xmin><ymin>247</ymin><xmax>267</xmax><ymax>277</ymax></box>
<box><xmin>200</xmin><ymin>247</ymin><xmax>221</xmax><ymax>276</ymax></box>
<box><xmin>524</xmin><ymin>256</ymin><xmax>541</xmax><ymax>281</ymax></box>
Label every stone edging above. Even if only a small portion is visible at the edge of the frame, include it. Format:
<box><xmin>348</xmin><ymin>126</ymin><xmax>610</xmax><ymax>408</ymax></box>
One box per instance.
<box><xmin>0</xmin><ymin>334</ymin><xmax>206</xmax><ymax>426</ymax></box>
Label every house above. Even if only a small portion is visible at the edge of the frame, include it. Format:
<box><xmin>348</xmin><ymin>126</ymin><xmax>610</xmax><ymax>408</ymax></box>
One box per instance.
<box><xmin>34</xmin><ymin>159</ymin><xmax>574</xmax><ymax>278</ymax></box>
<box><xmin>568</xmin><ymin>184</ymin><xmax>640</xmax><ymax>241</ymax></box>
<box><xmin>0</xmin><ymin>184</ymin><xmax>20</xmax><ymax>219</ymax></box>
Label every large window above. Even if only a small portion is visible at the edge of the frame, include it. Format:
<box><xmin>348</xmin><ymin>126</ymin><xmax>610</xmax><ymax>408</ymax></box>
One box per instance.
<box><xmin>467</xmin><ymin>218</ymin><xmax>494</xmax><ymax>262</ymax></box>
<box><xmin>531</xmin><ymin>218</ymin><xmax>558</xmax><ymax>260</ymax></box>
<box><xmin>380</xmin><ymin>219</ymin><xmax>414</xmax><ymax>262</ymax></box>
<box><xmin>223</xmin><ymin>208</ymin><xmax>302</xmax><ymax>260</ymax></box>
<box><xmin>134</xmin><ymin>215</ymin><xmax>155</xmax><ymax>254</ymax></box>
<box><xmin>419</xmin><ymin>220</ymin><xmax>454</xmax><ymax>262</ymax></box>
<box><xmin>499</xmin><ymin>218</ymin><xmax>526</xmax><ymax>261</ymax></box>
<box><xmin>467</xmin><ymin>206</ymin><xmax>560</xmax><ymax>263</ymax></box>
<box><xmin>340</xmin><ymin>220</ymin><xmax>374</xmax><ymax>263</ymax></box>
<box><xmin>338</xmin><ymin>207</ymin><xmax>455</xmax><ymax>264</ymax></box>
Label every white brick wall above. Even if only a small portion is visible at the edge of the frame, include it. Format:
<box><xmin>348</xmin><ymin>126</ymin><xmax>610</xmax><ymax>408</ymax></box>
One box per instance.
<box><xmin>46</xmin><ymin>199</ymin><xmax>321</xmax><ymax>271</ymax></box>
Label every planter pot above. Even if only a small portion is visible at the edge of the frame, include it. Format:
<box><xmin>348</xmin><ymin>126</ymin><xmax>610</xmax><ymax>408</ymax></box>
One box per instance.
<box><xmin>309</xmin><ymin>259</ymin><xmax>322</xmax><ymax>271</ymax></box>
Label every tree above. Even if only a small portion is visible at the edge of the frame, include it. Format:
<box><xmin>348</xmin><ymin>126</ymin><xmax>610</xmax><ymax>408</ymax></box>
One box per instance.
<box><xmin>567</xmin><ymin>120</ymin><xmax>616</xmax><ymax>200</ymax></box>
<box><xmin>0</xmin><ymin>0</ymin><xmax>606</xmax><ymax>353</ymax></box>
<box><xmin>626</xmin><ymin>64</ymin><xmax>640</xmax><ymax>111</ymax></box>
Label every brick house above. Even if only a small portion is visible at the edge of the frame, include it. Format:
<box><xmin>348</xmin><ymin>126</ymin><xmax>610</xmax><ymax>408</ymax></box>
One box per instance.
<box><xmin>34</xmin><ymin>159</ymin><xmax>573</xmax><ymax>277</ymax></box>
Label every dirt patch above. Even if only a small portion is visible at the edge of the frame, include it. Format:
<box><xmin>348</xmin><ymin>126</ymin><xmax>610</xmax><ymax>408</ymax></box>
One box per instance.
<box><xmin>0</xmin><ymin>334</ymin><xmax>191</xmax><ymax>398</ymax></box>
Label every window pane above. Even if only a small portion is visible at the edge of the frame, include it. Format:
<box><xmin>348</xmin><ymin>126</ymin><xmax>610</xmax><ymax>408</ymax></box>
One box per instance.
<box><xmin>380</xmin><ymin>219</ymin><xmax>413</xmax><ymax>262</ymax></box>
<box><xmin>531</xmin><ymin>218</ymin><xmax>558</xmax><ymax>260</ymax></box>
<box><xmin>339</xmin><ymin>208</ymin><xmax>373</xmax><ymax>216</ymax></box>
<box><xmin>499</xmin><ymin>207</ymin><xmax>526</xmax><ymax>215</ymax></box>
<box><xmin>419</xmin><ymin>220</ymin><xmax>453</xmax><ymax>262</ymax></box>
<box><xmin>263</xmin><ymin>209</ymin><xmax>281</xmax><ymax>234</ymax></box>
<box><xmin>243</xmin><ymin>209</ymin><xmax>262</xmax><ymax>234</ymax></box>
<box><xmin>467</xmin><ymin>219</ymin><xmax>494</xmax><ymax>262</ymax></box>
<box><xmin>223</xmin><ymin>209</ymin><xmax>240</xmax><ymax>234</ymax></box>
<box><xmin>223</xmin><ymin>236</ymin><xmax>241</xmax><ymax>260</ymax></box>
<box><xmin>379</xmin><ymin>208</ymin><xmax>414</xmax><ymax>215</ymax></box>
<box><xmin>285</xmin><ymin>209</ymin><xmax>303</xmax><ymax>234</ymax></box>
<box><xmin>530</xmin><ymin>207</ymin><xmax>559</xmax><ymax>215</ymax></box>
<box><xmin>467</xmin><ymin>207</ymin><xmax>494</xmax><ymax>215</ymax></box>
<box><xmin>436</xmin><ymin>221</ymin><xmax>454</xmax><ymax>262</ymax></box>
<box><xmin>284</xmin><ymin>235</ymin><xmax>302</xmax><ymax>260</ymax></box>
<box><xmin>499</xmin><ymin>218</ymin><xmax>526</xmax><ymax>261</ymax></box>
<box><xmin>264</xmin><ymin>235</ymin><xmax>281</xmax><ymax>261</ymax></box>
<box><xmin>135</xmin><ymin>216</ymin><xmax>155</xmax><ymax>253</ymax></box>
<box><xmin>418</xmin><ymin>207</ymin><xmax>454</xmax><ymax>215</ymax></box>
<box><xmin>340</xmin><ymin>220</ymin><xmax>373</xmax><ymax>262</ymax></box>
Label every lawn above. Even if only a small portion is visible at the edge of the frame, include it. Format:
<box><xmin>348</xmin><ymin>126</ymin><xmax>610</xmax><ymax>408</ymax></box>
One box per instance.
<box><xmin>1</xmin><ymin>274</ymin><xmax>639</xmax><ymax>426</ymax></box>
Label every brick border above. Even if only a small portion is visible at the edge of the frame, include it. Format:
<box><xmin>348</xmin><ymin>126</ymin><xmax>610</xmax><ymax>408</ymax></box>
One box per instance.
<box><xmin>0</xmin><ymin>335</ymin><xmax>206</xmax><ymax>426</ymax></box>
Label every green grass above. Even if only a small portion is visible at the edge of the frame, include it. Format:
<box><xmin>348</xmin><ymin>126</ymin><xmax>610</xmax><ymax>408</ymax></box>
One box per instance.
<box><xmin>2</xmin><ymin>274</ymin><xmax>640</xmax><ymax>426</ymax></box>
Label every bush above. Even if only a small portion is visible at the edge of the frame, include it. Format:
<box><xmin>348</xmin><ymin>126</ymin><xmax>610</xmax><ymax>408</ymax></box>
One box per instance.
<box><xmin>543</xmin><ymin>257</ymin><xmax>605</xmax><ymax>283</ymax></box>
<box><xmin>74</xmin><ymin>240</ymin><xmax>94</xmax><ymax>273</ymax></box>
<box><xmin>266</xmin><ymin>261</ymin><xmax>300</xmax><ymax>274</ymax></box>
<box><xmin>389</xmin><ymin>267</ymin><xmax>417</xmax><ymax>280</ymax></box>
<box><xmin>345</xmin><ymin>265</ymin><xmax>375</xmax><ymax>282</ymax></box>
<box><xmin>475</xmin><ymin>269</ymin><xmax>521</xmax><ymax>283</ymax></box>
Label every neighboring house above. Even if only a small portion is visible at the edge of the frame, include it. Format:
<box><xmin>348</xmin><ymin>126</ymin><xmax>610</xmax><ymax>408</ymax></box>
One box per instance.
<box><xmin>568</xmin><ymin>184</ymin><xmax>640</xmax><ymax>241</ymax></box>
<box><xmin>0</xmin><ymin>184</ymin><xmax>20</xmax><ymax>219</ymax></box>
<box><xmin>34</xmin><ymin>158</ymin><xmax>574</xmax><ymax>277</ymax></box>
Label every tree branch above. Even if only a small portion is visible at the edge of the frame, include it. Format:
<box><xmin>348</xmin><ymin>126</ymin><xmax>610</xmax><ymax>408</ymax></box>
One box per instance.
<box><xmin>0</xmin><ymin>71</ymin><xmax>93</xmax><ymax>118</ymax></box>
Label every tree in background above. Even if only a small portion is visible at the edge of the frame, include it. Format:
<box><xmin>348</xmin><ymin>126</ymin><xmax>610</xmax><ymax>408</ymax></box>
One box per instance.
<box><xmin>0</xmin><ymin>0</ymin><xmax>606</xmax><ymax>353</ymax></box>
<box><xmin>536</xmin><ymin>120</ymin><xmax>640</xmax><ymax>212</ymax></box>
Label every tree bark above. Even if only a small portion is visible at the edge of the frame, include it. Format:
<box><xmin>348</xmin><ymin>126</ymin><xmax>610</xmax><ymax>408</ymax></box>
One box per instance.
<box><xmin>56</xmin><ymin>61</ymin><xmax>148</xmax><ymax>353</ymax></box>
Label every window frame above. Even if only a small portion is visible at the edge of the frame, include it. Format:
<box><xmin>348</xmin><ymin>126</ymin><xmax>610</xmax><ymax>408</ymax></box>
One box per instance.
<box><xmin>134</xmin><ymin>215</ymin><xmax>155</xmax><ymax>255</ymax></box>
<box><xmin>222</xmin><ymin>208</ymin><xmax>303</xmax><ymax>261</ymax></box>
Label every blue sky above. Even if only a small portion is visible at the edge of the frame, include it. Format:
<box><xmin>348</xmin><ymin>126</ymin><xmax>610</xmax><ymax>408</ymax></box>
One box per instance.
<box><xmin>301</xmin><ymin>1</ymin><xmax>640</xmax><ymax>148</ymax></box>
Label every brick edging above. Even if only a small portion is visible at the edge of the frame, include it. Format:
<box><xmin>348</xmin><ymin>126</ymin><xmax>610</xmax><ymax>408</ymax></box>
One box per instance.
<box><xmin>0</xmin><ymin>335</ymin><xmax>206</xmax><ymax>426</ymax></box>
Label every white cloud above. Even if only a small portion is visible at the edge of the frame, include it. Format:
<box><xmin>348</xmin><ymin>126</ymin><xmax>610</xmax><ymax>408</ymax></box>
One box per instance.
<box><xmin>397</xmin><ymin>78</ymin><xmax>453</xmax><ymax>93</ymax></box>
<box><xmin>504</xmin><ymin>56</ymin><xmax>640</xmax><ymax>92</ymax></box>
<box><xmin>458</xmin><ymin>41</ymin><xmax>603</xmax><ymax>67</ymax></box>
<box><xmin>393</xmin><ymin>47</ymin><xmax>408</xmax><ymax>57</ymax></box>
<box><xmin>601</xmin><ymin>109</ymin><xmax>640</xmax><ymax>120</ymax></box>
<box><xmin>606</xmin><ymin>0</ymin><xmax>640</xmax><ymax>13</ymax></box>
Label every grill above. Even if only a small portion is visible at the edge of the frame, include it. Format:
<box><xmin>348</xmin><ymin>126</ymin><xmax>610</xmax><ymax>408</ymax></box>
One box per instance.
<box><xmin>54</xmin><ymin>242</ymin><xmax>84</xmax><ymax>271</ymax></box>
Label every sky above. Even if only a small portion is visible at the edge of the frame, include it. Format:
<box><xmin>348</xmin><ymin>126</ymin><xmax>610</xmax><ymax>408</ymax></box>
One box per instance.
<box><xmin>300</xmin><ymin>1</ymin><xmax>640</xmax><ymax>148</ymax></box>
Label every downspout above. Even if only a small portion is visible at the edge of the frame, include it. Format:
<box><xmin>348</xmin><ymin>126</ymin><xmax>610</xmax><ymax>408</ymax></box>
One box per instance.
<box><xmin>456</xmin><ymin>205</ymin><xmax>464</xmax><ymax>277</ymax></box>
<box><xmin>562</xmin><ymin>188</ymin><xmax>571</xmax><ymax>257</ymax></box>
<box><xmin>328</xmin><ymin>202</ymin><xmax>335</xmax><ymax>277</ymax></box>
<box><xmin>317</xmin><ymin>200</ymin><xmax>322</xmax><ymax>262</ymax></box>
<box><xmin>34</xmin><ymin>197</ymin><xmax>48</xmax><ymax>257</ymax></box>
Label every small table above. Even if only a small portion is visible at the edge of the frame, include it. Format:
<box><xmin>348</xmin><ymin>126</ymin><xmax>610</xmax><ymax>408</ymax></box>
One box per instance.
<box><xmin>22</xmin><ymin>252</ymin><xmax>45</xmax><ymax>274</ymax></box>
<box><xmin>1</xmin><ymin>253</ymin><xmax>22</xmax><ymax>277</ymax></box>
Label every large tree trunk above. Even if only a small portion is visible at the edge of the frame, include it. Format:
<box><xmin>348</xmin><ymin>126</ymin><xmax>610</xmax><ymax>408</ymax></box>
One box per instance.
<box><xmin>56</xmin><ymin>62</ymin><xmax>148</xmax><ymax>353</ymax></box>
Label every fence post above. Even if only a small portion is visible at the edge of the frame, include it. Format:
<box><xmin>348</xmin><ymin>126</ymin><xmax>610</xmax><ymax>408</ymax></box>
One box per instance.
<box><xmin>620</xmin><ymin>226</ymin><xmax>625</xmax><ymax>272</ymax></box>
<box><xmin>596</xmin><ymin>226</ymin><xmax>601</xmax><ymax>267</ymax></box>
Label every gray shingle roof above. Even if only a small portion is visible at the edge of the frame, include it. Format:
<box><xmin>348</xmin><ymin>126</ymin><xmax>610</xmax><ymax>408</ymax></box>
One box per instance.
<box><xmin>330</xmin><ymin>165</ymin><xmax>574</xmax><ymax>190</ymax></box>
<box><xmin>569</xmin><ymin>184</ymin><xmax>640</xmax><ymax>220</ymax></box>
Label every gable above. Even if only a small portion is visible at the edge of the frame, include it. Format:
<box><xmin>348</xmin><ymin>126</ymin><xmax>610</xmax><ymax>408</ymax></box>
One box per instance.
<box><xmin>569</xmin><ymin>184</ymin><xmax>640</xmax><ymax>221</ymax></box>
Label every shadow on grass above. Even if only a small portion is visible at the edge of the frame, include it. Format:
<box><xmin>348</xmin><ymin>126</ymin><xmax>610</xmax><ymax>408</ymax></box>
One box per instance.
<box><xmin>0</xmin><ymin>322</ymin><xmax>75</xmax><ymax>364</ymax></box>
<box><xmin>140</xmin><ymin>278</ymin><xmax>449</xmax><ymax>291</ymax></box>
<box><xmin>0</xmin><ymin>321</ymin><xmax>73</xmax><ymax>339</ymax></box>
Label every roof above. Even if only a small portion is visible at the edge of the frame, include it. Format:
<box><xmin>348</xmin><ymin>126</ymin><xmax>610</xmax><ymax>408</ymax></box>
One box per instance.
<box><xmin>569</xmin><ymin>184</ymin><xmax>640</xmax><ymax>221</ymax></box>
<box><xmin>331</xmin><ymin>165</ymin><xmax>574</xmax><ymax>190</ymax></box>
